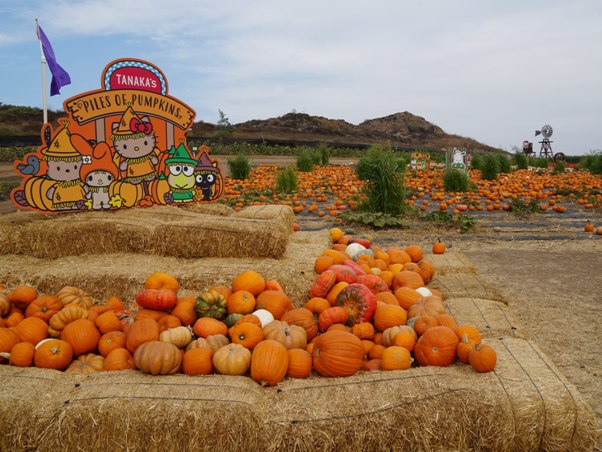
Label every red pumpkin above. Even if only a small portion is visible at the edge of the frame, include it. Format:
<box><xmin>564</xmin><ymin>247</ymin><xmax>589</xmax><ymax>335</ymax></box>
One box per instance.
<box><xmin>135</xmin><ymin>289</ymin><xmax>178</xmax><ymax>311</ymax></box>
<box><xmin>335</xmin><ymin>283</ymin><xmax>377</xmax><ymax>325</ymax></box>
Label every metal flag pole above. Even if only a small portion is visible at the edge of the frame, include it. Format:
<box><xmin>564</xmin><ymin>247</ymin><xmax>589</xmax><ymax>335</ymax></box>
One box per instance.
<box><xmin>35</xmin><ymin>18</ymin><xmax>48</xmax><ymax>124</ymax></box>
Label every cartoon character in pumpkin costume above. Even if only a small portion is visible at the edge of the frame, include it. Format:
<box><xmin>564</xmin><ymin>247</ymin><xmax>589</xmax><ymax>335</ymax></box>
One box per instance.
<box><xmin>162</xmin><ymin>142</ymin><xmax>197</xmax><ymax>203</ymax></box>
<box><xmin>110</xmin><ymin>104</ymin><xmax>160</xmax><ymax>206</ymax></box>
<box><xmin>80</xmin><ymin>142</ymin><xmax>119</xmax><ymax>210</ymax></box>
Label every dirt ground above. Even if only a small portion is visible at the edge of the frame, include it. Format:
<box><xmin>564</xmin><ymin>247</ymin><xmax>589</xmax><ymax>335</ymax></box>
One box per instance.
<box><xmin>1</xmin><ymin>157</ymin><xmax>601</xmax><ymax>446</ymax></box>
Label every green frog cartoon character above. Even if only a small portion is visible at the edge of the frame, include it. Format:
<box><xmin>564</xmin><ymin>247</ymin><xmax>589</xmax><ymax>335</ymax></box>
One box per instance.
<box><xmin>163</xmin><ymin>142</ymin><xmax>197</xmax><ymax>203</ymax></box>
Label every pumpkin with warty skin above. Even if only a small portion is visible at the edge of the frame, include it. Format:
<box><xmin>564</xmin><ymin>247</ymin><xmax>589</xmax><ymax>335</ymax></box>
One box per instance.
<box><xmin>318</xmin><ymin>306</ymin><xmax>349</xmax><ymax>332</ymax></box>
<box><xmin>134</xmin><ymin>341</ymin><xmax>182</xmax><ymax>375</ymax></box>
<box><xmin>195</xmin><ymin>290</ymin><xmax>228</xmax><ymax>320</ymax></box>
<box><xmin>413</xmin><ymin>326</ymin><xmax>459</xmax><ymax>367</ymax></box>
<box><xmin>135</xmin><ymin>289</ymin><xmax>178</xmax><ymax>311</ymax></box>
<box><xmin>335</xmin><ymin>283</ymin><xmax>377</xmax><ymax>325</ymax></box>
<box><xmin>312</xmin><ymin>330</ymin><xmax>364</xmax><ymax>377</ymax></box>
<box><xmin>250</xmin><ymin>339</ymin><xmax>289</xmax><ymax>386</ymax></box>
<box><xmin>212</xmin><ymin>343</ymin><xmax>251</xmax><ymax>375</ymax></box>
<box><xmin>309</xmin><ymin>269</ymin><xmax>337</xmax><ymax>299</ymax></box>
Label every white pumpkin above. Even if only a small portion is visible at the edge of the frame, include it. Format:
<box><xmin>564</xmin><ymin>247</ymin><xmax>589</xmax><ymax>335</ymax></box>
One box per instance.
<box><xmin>415</xmin><ymin>287</ymin><xmax>433</xmax><ymax>298</ymax></box>
<box><xmin>252</xmin><ymin>309</ymin><xmax>275</xmax><ymax>328</ymax></box>
<box><xmin>346</xmin><ymin>243</ymin><xmax>366</xmax><ymax>260</ymax></box>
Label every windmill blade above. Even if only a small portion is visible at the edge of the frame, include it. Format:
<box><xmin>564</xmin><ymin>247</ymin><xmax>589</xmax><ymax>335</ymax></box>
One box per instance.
<box><xmin>535</xmin><ymin>130</ymin><xmax>541</xmax><ymax>136</ymax></box>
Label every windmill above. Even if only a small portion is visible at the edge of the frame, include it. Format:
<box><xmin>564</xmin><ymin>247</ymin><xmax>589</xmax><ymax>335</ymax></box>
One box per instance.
<box><xmin>535</xmin><ymin>124</ymin><xmax>554</xmax><ymax>159</ymax></box>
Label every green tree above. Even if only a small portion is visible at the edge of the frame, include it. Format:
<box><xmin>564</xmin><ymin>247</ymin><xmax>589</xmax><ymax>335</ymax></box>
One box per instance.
<box><xmin>216</xmin><ymin>109</ymin><xmax>233</xmax><ymax>138</ymax></box>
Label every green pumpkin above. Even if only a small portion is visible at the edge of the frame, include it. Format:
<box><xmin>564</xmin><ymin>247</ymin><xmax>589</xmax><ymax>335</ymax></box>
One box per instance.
<box><xmin>195</xmin><ymin>290</ymin><xmax>227</xmax><ymax>319</ymax></box>
<box><xmin>223</xmin><ymin>313</ymin><xmax>244</xmax><ymax>328</ymax></box>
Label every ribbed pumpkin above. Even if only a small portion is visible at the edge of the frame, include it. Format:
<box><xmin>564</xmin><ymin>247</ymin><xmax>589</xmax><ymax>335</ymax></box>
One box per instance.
<box><xmin>61</xmin><ymin>318</ymin><xmax>101</xmax><ymax>356</ymax></box>
<box><xmin>263</xmin><ymin>320</ymin><xmax>307</xmax><ymax>350</ymax></box>
<box><xmin>231</xmin><ymin>270</ymin><xmax>266</xmax><ymax>296</ymax></box>
<box><xmin>309</xmin><ymin>269</ymin><xmax>337</xmax><ymax>299</ymax></box>
<box><xmin>250</xmin><ymin>339</ymin><xmax>289</xmax><ymax>386</ymax></box>
<box><xmin>144</xmin><ymin>272</ymin><xmax>179</xmax><ymax>291</ymax></box>
<box><xmin>382</xmin><ymin>325</ymin><xmax>416</xmax><ymax>347</ymax></box>
<box><xmin>182</xmin><ymin>348</ymin><xmax>213</xmax><ymax>375</ymax></box>
<box><xmin>407</xmin><ymin>296</ymin><xmax>445</xmax><ymax>319</ymax></box>
<box><xmin>66</xmin><ymin>353</ymin><xmax>105</xmax><ymax>374</ymax></box>
<box><xmin>393</xmin><ymin>287</ymin><xmax>422</xmax><ymax>311</ymax></box>
<box><xmin>48</xmin><ymin>304</ymin><xmax>89</xmax><ymax>337</ymax></box>
<box><xmin>125</xmin><ymin>318</ymin><xmax>160</xmax><ymax>353</ymax></box>
<box><xmin>286</xmin><ymin>348</ymin><xmax>312</xmax><ymax>378</ymax></box>
<box><xmin>311</xmin><ymin>330</ymin><xmax>364</xmax><ymax>377</ymax></box>
<box><xmin>255</xmin><ymin>290</ymin><xmax>293</xmax><ymax>320</ymax></box>
<box><xmin>195</xmin><ymin>290</ymin><xmax>227</xmax><ymax>320</ymax></box>
<box><xmin>134</xmin><ymin>341</ymin><xmax>182</xmax><ymax>375</ymax></box>
<box><xmin>280</xmin><ymin>308</ymin><xmax>318</xmax><ymax>341</ymax></box>
<box><xmin>95</xmin><ymin>310</ymin><xmax>123</xmax><ymax>334</ymax></box>
<box><xmin>171</xmin><ymin>296</ymin><xmax>198</xmax><ymax>326</ymax></box>
<box><xmin>13</xmin><ymin>316</ymin><xmax>49</xmax><ymax>345</ymax></box>
<box><xmin>159</xmin><ymin>326</ymin><xmax>193</xmax><ymax>348</ymax></box>
<box><xmin>212</xmin><ymin>343</ymin><xmax>251</xmax><ymax>375</ymax></box>
<box><xmin>413</xmin><ymin>326</ymin><xmax>459</xmax><ymax>367</ymax></box>
<box><xmin>8</xmin><ymin>285</ymin><xmax>38</xmax><ymax>310</ymax></box>
<box><xmin>56</xmin><ymin>286</ymin><xmax>93</xmax><ymax>308</ymax></box>
<box><xmin>404</xmin><ymin>245</ymin><xmax>423</xmax><ymax>263</ymax></box>
<box><xmin>335</xmin><ymin>283</ymin><xmax>377</xmax><ymax>325</ymax></box>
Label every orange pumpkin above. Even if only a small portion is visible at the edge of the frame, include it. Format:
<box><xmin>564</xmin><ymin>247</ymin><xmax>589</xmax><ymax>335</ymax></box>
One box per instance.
<box><xmin>9</xmin><ymin>342</ymin><xmax>36</xmax><ymax>367</ymax></box>
<box><xmin>311</xmin><ymin>330</ymin><xmax>364</xmax><ymax>377</ymax></box>
<box><xmin>125</xmin><ymin>318</ymin><xmax>160</xmax><ymax>353</ymax></box>
<box><xmin>25</xmin><ymin>295</ymin><xmax>62</xmax><ymax>322</ymax></box>
<box><xmin>95</xmin><ymin>310</ymin><xmax>123</xmax><ymax>334</ymax></box>
<box><xmin>373</xmin><ymin>302</ymin><xmax>407</xmax><ymax>331</ymax></box>
<box><xmin>171</xmin><ymin>296</ymin><xmax>198</xmax><ymax>326</ymax></box>
<box><xmin>193</xmin><ymin>317</ymin><xmax>228</xmax><ymax>338</ymax></box>
<box><xmin>8</xmin><ymin>285</ymin><xmax>38</xmax><ymax>310</ymax></box>
<box><xmin>228</xmin><ymin>322</ymin><xmax>264</xmax><ymax>350</ymax></box>
<box><xmin>103</xmin><ymin>347</ymin><xmax>136</xmax><ymax>371</ymax></box>
<box><xmin>286</xmin><ymin>348</ymin><xmax>312</xmax><ymax>378</ymax></box>
<box><xmin>250</xmin><ymin>339</ymin><xmax>289</xmax><ymax>386</ymax></box>
<box><xmin>391</xmin><ymin>271</ymin><xmax>424</xmax><ymax>291</ymax></box>
<box><xmin>98</xmin><ymin>331</ymin><xmax>127</xmax><ymax>357</ymax></box>
<box><xmin>413</xmin><ymin>326</ymin><xmax>459</xmax><ymax>367</ymax></box>
<box><xmin>280</xmin><ymin>308</ymin><xmax>318</xmax><ymax>341</ymax></box>
<box><xmin>231</xmin><ymin>270</ymin><xmax>266</xmax><ymax>296</ymax></box>
<box><xmin>255</xmin><ymin>290</ymin><xmax>293</xmax><ymax>320</ymax></box>
<box><xmin>381</xmin><ymin>346</ymin><xmax>412</xmax><ymax>371</ymax></box>
<box><xmin>61</xmin><ymin>318</ymin><xmax>101</xmax><ymax>356</ymax></box>
<box><xmin>182</xmin><ymin>348</ymin><xmax>213</xmax><ymax>375</ymax></box>
<box><xmin>227</xmin><ymin>290</ymin><xmax>256</xmax><ymax>315</ymax></box>
<box><xmin>34</xmin><ymin>339</ymin><xmax>73</xmax><ymax>370</ymax></box>
<box><xmin>263</xmin><ymin>320</ymin><xmax>307</xmax><ymax>350</ymax></box>
<box><xmin>144</xmin><ymin>272</ymin><xmax>179</xmax><ymax>291</ymax></box>
<box><xmin>13</xmin><ymin>316</ymin><xmax>49</xmax><ymax>345</ymax></box>
<box><xmin>469</xmin><ymin>343</ymin><xmax>497</xmax><ymax>372</ymax></box>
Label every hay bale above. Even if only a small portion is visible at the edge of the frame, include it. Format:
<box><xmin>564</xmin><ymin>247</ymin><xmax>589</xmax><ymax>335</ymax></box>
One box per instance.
<box><xmin>0</xmin><ymin>230</ymin><xmax>328</xmax><ymax>307</ymax></box>
<box><xmin>430</xmin><ymin>271</ymin><xmax>506</xmax><ymax>303</ymax></box>
<box><xmin>0</xmin><ymin>336</ymin><xmax>597</xmax><ymax>451</ymax></box>
<box><xmin>445</xmin><ymin>297</ymin><xmax>527</xmax><ymax>339</ymax></box>
<box><xmin>429</xmin><ymin>252</ymin><xmax>477</xmax><ymax>274</ymax></box>
<box><xmin>0</xmin><ymin>205</ymin><xmax>293</xmax><ymax>260</ymax></box>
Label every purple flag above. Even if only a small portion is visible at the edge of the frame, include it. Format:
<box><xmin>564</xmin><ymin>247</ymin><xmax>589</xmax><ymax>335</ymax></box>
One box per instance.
<box><xmin>37</xmin><ymin>24</ymin><xmax>71</xmax><ymax>96</ymax></box>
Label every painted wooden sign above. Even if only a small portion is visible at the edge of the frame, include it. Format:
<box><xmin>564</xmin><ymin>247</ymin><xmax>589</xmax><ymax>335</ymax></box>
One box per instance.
<box><xmin>12</xmin><ymin>58</ymin><xmax>223</xmax><ymax>212</ymax></box>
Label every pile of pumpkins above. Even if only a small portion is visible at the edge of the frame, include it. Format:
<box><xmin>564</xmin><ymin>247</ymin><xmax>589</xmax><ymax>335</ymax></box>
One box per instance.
<box><xmin>0</xmin><ymin>228</ymin><xmax>496</xmax><ymax>385</ymax></box>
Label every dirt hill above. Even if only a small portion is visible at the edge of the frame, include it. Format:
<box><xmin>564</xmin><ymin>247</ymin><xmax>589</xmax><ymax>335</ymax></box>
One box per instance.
<box><xmin>1</xmin><ymin>104</ymin><xmax>500</xmax><ymax>152</ymax></box>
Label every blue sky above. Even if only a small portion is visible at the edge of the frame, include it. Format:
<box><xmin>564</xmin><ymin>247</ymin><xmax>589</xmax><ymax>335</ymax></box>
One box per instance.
<box><xmin>1</xmin><ymin>0</ymin><xmax>601</xmax><ymax>155</ymax></box>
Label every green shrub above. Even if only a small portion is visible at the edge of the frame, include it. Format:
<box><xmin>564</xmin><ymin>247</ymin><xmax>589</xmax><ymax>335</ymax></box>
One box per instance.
<box><xmin>481</xmin><ymin>153</ymin><xmax>500</xmax><ymax>180</ymax></box>
<box><xmin>552</xmin><ymin>161</ymin><xmax>565</xmax><ymax>174</ymax></box>
<box><xmin>318</xmin><ymin>144</ymin><xmax>330</xmax><ymax>165</ymax></box>
<box><xmin>529</xmin><ymin>157</ymin><xmax>549</xmax><ymax>169</ymax></box>
<box><xmin>580</xmin><ymin>152</ymin><xmax>602</xmax><ymax>174</ymax></box>
<box><xmin>513</xmin><ymin>151</ymin><xmax>528</xmax><ymax>170</ymax></box>
<box><xmin>444</xmin><ymin>169</ymin><xmax>469</xmax><ymax>192</ymax></box>
<box><xmin>496</xmin><ymin>153</ymin><xmax>511</xmax><ymax>173</ymax></box>
<box><xmin>227</xmin><ymin>153</ymin><xmax>250</xmax><ymax>180</ymax></box>
<box><xmin>470</xmin><ymin>153</ymin><xmax>483</xmax><ymax>171</ymax></box>
<box><xmin>296</xmin><ymin>150</ymin><xmax>315</xmax><ymax>172</ymax></box>
<box><xmin>356</xmin><ymin>145</ymin><xmax>407</xmax><ymax>215</ymax></box>
<box><xmin>275</xmin><ymin>166</ymin><xmax>298</xmax><ymax>193</ymax></box>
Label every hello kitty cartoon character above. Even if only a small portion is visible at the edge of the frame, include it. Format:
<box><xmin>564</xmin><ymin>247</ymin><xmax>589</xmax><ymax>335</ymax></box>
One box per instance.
<box><xmin>110</xmin><ymin>104</ymin><xmax>160</xmax><ymax>206</ymax></box>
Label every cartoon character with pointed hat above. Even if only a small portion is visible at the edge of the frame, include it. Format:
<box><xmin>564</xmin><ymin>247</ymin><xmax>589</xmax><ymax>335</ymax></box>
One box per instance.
<box><xmin>194</xmin><ymin>148</ymin><xmax>223</xmax><ymax>202</ymax></box>
<box><xmin>111</xmin><ymin>104</ymin><xmax>159</xmax><ymax>206</ymax></box>
<box><xmin>80</xmin><ymin>142</ymin><xmax>119</xmax><ymax>210</ymax></box>
<box><xmin>163</xmin><ymin>142</ymin><xmax>197</xmax><ymax>203</ymax></box>
<box><xmin>40</xmin><ymin>120</ymin><xmax>89</xmax><ymax>210</ymax></box>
